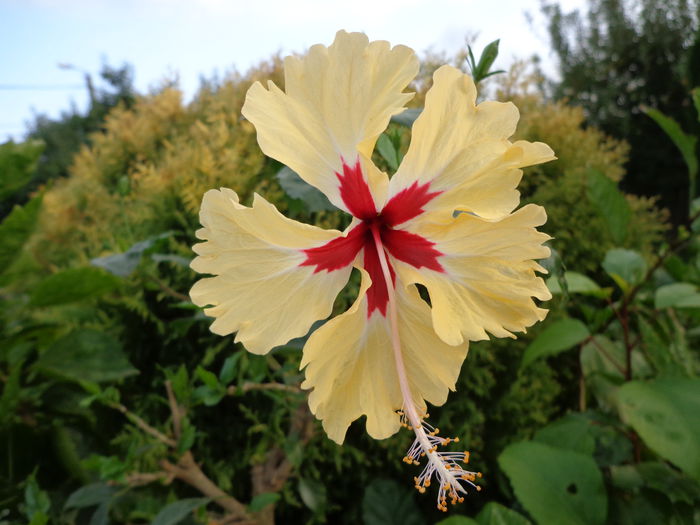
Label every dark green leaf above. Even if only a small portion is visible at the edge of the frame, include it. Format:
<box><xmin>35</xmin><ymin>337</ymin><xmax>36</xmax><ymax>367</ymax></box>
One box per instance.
<box><xmin>196</xmin><ymin>366</ymin><xmax>220</xmax><ymax>390</ymax></box>
<box><xmin>644</xmin><ymin>107</ymin><xmax>698</xmax><ymax>179</ymax></box>
<box><xmin>391</xmin><ymin>108</ymin><xmax>422</xmax><ymax>127</ymax></box>
<box><xmin>436</xmin><ymin>517</ymin><xmax>478</xmax><ymax>525</ymax></box>
<box><xmin>298</xmin><ymin>477</ymin><xmax>326</xmax><ymax>513</ymax></box>
<box><xmin>533</xmin><ymin>414</ymin><xmax>596</xmax><ymax>455</ymax></box>
<box><xmin>151</xmin><ymin>498</ymin><xmax>210</xmax><ymax>525</ymax></box>
<box><xmin>29</xmin><ymin>267</ymin><xmax>121</xmax><ymax>307</ymax></box>
<box><xmin>692</xmin><ymin>89</ymin><xmax>700</xmax><ymax>123</ymax></box>
<box><xmin>89</xmin><ymin>502</ymin><xmax>110</xmax><ymax>525</ymax></box>
<box><xmin>36</xmin><ymin>329</ymin><xmax>137</xmax><ymax>383</ymax></box>
<box><xmin>362</xmin><ymin>479</ymin><xmax>426</xmax><ymax>525</ymax></box>
<box><xmin>276</xmin><ymin>166</ymin><xmax>334</xmax><ymax>212</ymax></box>
<box><xmin>521</xmin><ymin>319</ymin><xmax>589</xmax><ymax>369</ymax></box>
<box><xmin>602</xmin><ymin>249</ymin><xmax>647</xmax><ymax>291</ymax></box>
<box><xmin>499</xmin><ymin>441</ymin><xmax>607</xmax><ymax>525</ymax></box>
<box><xmin>64</xmin><ymin>482</ymin><xmax>115</xmax><ymax>509</ymax></box>
<box><xmin>376</xmin><ymin>133</ymin><xmax>399</xmax><ymax>171</ymax></box>
<box><xmin>473</xmin><ymin>40</ymin><xmax>501</xmax><ymax>83</ymax></box>
<box><xmin>617</xmin><ymin>379</ymin><xmax>700</xmax><ymax>480</ymax></box>
<box><xmin>655</xmin><ymin>283</ymin><xmax>700</xmax><ymax>309</ymax></box>
<box><xmin>0</xmin><ymin>195</ymin><xmax>42</xmax><ymax>273</ymax></box>
<box><xmin>586</xmin><ymin>170</ymin><xmax>631</xmax><ymax>243</ymax></box>
<box><xmin>477</xmin><ymin>501</ymin><xmax>531</xmax><ymax>524</ymax></box>
<box><xmin>91</xmin><ymin>232</ymin><xmax>172</xmax><ymax>277</ymax></box>
<box><xmin>248</xmin><ymin>492</ymin><xmax>280</xmax><ymax>513</ymax></box>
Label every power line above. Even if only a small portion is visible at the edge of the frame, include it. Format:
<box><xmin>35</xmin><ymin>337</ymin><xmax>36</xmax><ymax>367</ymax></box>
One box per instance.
<box><xmin>0</xmin><ymin>84</ymin><xmax>84</xmax><ymax>90</ymax></box>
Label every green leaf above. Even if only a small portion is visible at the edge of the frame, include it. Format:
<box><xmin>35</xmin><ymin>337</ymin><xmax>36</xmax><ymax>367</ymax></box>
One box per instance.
<box><xmin>91</xmin><ymin>232</ymin><xmax>172</xmax><ymax>277</ymax></box>
<box><xmin>0</xmin><ymin>139</ymin><xmax>43</xmax><ymax>201</ymax></box>
<box><xmin>276</xmin><ymin>166</ymin><xmax>334</xmax><ymax>212</ymax></box>
<box><xmin>644</xmin><ymin>106</ymin><xmax>698</xmax><ymax>180</ymax></box>
<box><xmin>362</xmin><ymin>479</ymin><xmax>426</xmax><ymax>525</ymax></box>
<box><xmin>298</xmin><ymin>477</ymin><xmax>327</xmax><ymax>514</ymax></box>
<box><xmin>546</xmin><ymin>271</ymin><xmax>607</xmax><ymax>297</ymax></box>
<box><xmin>88</xmin><ymin>502</ymin><xmax>110</xmax><ymax>525</ymax></box>
<box><xmin>196</xmin><ymin>366</ymin><xmax>221</xmax><ymax>390</ymax></box>
<box><xmin>693</xmin><ymin>88</ymin><xmax>700</xmax><ymax>123</ymax></box>
<box><xmin>36</xmin><ymin>329</ymin><xmax>137</xmax><ymax>383</ymax></box>
<box><xmin>64</xmin><ymin>482</ymin><xmax>115</xmax><ymax>509</ymax></box>
<box><xmin>29</xmin><ymin>267</ymin><xmax>121</xmax><ymax>307</ymax></box>
<box><xmin>655</xmin><ymin>282</ymin><xmax>700</xmax><ymax>309</ymax></box>
<box><xmin>472</xmin><ymin>39</ymin><xmax>501</xmax><ymax>83</ymax></box>
<box><xmin>533</xmin><ymin>414</ymin><xmax>596</xmax><ymax>455</ymax></box>
<box><xmin>151</xmin><ymin>498</ymin><xmax>210</xmax><ymax>525</ymax></box>
<box><xmin>391</xmin><ymin>108</ymin><xmax>422</xmax><ymax>128</ymax></box>
<box><xmin>24</xmin><ymin>472</ymin><xmax>51</xmax><ymax>518</ymax></box>
<box><xmin>499</xmin><ymin>441</ymin><xmax>607</xmax><ymax>525</ymax></box>
<box><xmin>0</xmin><ymin>195</ymin><xmax>42</xmax><ymax>273</ymax></box>
<box><xmin>521</xmin><ymin>319</ymin><xmax>589</xmax><ymax>369</ymax></box>
<box><xmin>617</xmin><ymin>379</ymin><xmax>700</xmax><ymax>480</ymax></box>
<box><xmin>602</xmin><ymin>249</ymin><xmax>647</xmax><ymax>291</ymax></box>
<box><xmin>586</xmin><ymin>170</ymin><xmax>631</xmax><ymax>243</ymax></box>
<box><xmin>219</xmin><ymin>352</ymin><xmax>242</xmax><ymax>385</ymax></box>
<box><xmin>436</xmin><ymin>517</ymin><xmax>478</xmax><ymax>525</ymax></box>
<box><xmin>476</xmin><ymin>502</ymin><xmax>531</xmax><ymax>524</ymax></box>
<box><xmin>248</xmin><ymin>492</ymin><xmax>280</xmax><ymax>513</ymax></box>
<box><xmin>376</xmin><ymin>133</ymin><xmax>399</xmax><ymax>171</ymax></box>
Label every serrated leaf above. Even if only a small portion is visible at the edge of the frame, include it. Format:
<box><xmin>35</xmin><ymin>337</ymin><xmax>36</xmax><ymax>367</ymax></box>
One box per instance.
<box><xmin>655</xmin><ymin>282</ymin><xmax>700</xmax><ymax>309</ymax></box>
<box><xmin>602</xmin><ymin>249</ymin><xmax>647</xmax><ymax>291</ymax></box>
<box><xmin>64</xmin><ymin>482</ymin><xmax>115</xmax><ymax>509</ymax></box>
<box><xmin>36</xmin><ymin>329</ymin><xmax>137</xmax><ymax>383</ymax></box>
<box><xmin>248</xmin><ymin>492</ymin><xmax>280</xmax><ymax>513</ymax></box>
<box><xmin>276</xmin><ymin>166</ymin><xmax>334</xmax><ymax>212</ymax></box>
<box><xmin>151</xmin><ymin>498</ymin><xmax>210</xmax><ymax>525</ymax></box>
<box><xmin>499</xmin><ymin>441</ymin><xmax>607</xmax><ymax>525</ymax></box>
<box><xmin>29</xmin><ymin>267</ymin><xmax>121</xmax><ymax>307</ymax></box>
<box><xmin>617</xmin><ymin>379</ymin><xmax>700</xmax><ymax>480</ymax></box>
<box><xmin>521</xmin><ymin>319</ymin><xmax>589</xmax><ymax>369</ymax></box>
<box><xmin>586</xmin><ymin>170</ymin><xmax>631</xmax><ymax>243</ymax></box>
<box><xmin>391</xmin><ymin>108</ymin><xmax>422</xmax><ymax>127</ymax></box>
<box><xmin>362</xmin><ymin>479</ymin><xmax>425</xmax><ymax>525</ymax></box>
<box><xmin>0</xmin><ymin>195</ymin><xmax>42</xmax><ymax>273</ymax></box>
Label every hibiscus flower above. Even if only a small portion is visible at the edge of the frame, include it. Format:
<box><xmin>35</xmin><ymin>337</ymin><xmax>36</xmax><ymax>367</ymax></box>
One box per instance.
<box><xmin>190</xmin><ymin>30</ymin><xmax>554</xmax><ymax>510</ymax></box>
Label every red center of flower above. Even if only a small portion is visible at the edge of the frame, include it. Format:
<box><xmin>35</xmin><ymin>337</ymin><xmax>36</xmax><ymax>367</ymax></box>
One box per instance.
<box><xmin>301</xmin><ymin>160</ymin><xmax>444</xmax><ymax>317</ymax></box>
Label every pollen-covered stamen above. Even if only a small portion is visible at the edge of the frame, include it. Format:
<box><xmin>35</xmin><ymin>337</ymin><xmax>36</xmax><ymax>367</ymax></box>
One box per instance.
<box><xmin>370</xmin><ymin>224</ymin><xmax>480</xmax><ymax>511</ymax></box>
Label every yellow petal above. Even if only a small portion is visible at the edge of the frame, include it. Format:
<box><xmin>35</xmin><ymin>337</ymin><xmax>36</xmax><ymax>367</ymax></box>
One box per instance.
<box><xmin>395</xmin><ymin>204</ymin><xmax>552</xmax><ymax>346</ymax></box>
<box><xmin>242</xmin><ymin>30</ymin><xmax>418</xmax><ymax>213</ymax></box>
<box><xmin>301</xmin><ymin>269</ymin><xmax>468</xmax><ymax>444</ymax></box>
<box><xmin>388</xmin><ymin>65</ymin><xmax>555</xmax><ymax>222</ymax></box>
<box><xmin>190</xmin><ymin>188</ymin><xmax>352</xmax><ymax>354</ymax></box>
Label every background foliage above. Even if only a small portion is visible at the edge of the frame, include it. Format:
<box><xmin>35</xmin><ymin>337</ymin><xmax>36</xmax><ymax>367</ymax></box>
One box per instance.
<box><xmin>2</xmin><ymin>3</ymin><xmax>700</xmax><ymax>524</ymax></box>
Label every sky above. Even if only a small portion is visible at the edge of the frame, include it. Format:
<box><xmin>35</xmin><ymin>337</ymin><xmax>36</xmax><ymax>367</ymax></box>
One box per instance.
<box><xmin>0</xmin><ymin>0</ymin><xmax>587</xmax><ymax>141</ymax></box>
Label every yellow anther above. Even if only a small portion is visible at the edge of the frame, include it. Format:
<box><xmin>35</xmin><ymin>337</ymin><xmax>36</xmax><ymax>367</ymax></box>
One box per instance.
<box><xmin>476</xmin><ymin>486</ymin><xmax>482</xmax><ymax>492</ymax></box>
<box><xmin>419</xmin><ymin>487</ymin><xmax>426</xmax><ymax>494</ymax></box>
<box><xmin>458</xmin><ymin>497</ymin><xmax>464</xmax><ymax>503</ymax></box>
<box><xmin>454</xmin><ymin>437</ymin><xmax>460</xmax><ymax>443</ymax></box>
<box><xmin>424</xmin><ymin>480</ymin><xmax>430</xmax><ymax>487</ymax></box>
<box><xmin>477</xmin><ymin>472</ymin><xmax>482</xmax><ymax>478</ymax></box>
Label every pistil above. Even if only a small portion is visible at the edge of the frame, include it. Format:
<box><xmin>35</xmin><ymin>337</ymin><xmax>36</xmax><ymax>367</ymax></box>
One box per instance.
<box><xmin>369</xmin><ymin>223</ymin><xmax>480</xmax><ymax>511</ymax></box>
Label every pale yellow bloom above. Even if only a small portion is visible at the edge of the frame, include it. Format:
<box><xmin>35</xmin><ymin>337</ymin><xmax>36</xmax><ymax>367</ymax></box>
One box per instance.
<box><xmin>190</xmin><ymin>30</ymin><xmax>554</xmax><ymax>508</ymax></box>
